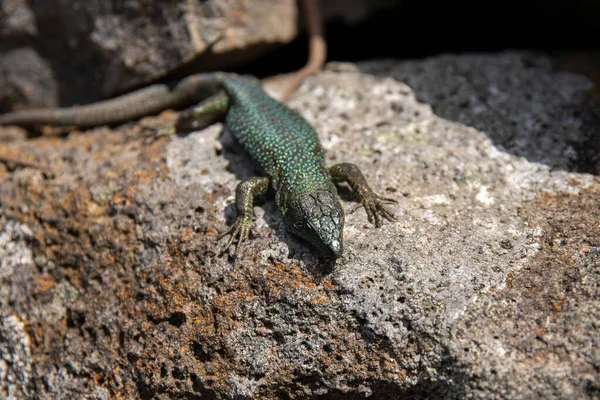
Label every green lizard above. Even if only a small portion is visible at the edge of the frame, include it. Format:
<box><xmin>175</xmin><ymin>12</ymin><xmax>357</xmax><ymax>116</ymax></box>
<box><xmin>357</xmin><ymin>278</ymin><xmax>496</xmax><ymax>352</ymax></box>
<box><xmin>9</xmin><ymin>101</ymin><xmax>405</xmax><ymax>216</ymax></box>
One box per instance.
<box><xmin>0</xmin><ymin>72</ymin><xmax>396</xmax><ymax>258</ymax></box>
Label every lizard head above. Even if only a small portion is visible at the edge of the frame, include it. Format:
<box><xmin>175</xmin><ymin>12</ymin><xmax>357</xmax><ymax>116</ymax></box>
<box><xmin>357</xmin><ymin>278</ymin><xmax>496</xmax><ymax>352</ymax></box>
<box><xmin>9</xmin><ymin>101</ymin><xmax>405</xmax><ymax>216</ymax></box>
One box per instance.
<box><xmin>284</xmin><ymin>190</ymin><xmax>344</xmax><ymax>259</ymax></box>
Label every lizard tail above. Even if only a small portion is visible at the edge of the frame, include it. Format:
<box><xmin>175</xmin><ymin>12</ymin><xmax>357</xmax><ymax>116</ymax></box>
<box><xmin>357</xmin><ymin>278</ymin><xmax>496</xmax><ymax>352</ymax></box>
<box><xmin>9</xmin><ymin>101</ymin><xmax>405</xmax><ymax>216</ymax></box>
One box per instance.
<box><xmin>0</xmin><ymin>74</ymin><xmax>217</xmax><ymax>128</ymax></box>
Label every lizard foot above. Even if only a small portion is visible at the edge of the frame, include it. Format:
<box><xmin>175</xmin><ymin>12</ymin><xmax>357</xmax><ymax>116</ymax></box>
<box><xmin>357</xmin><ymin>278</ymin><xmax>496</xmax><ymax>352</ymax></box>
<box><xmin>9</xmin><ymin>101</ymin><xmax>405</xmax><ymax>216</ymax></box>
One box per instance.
<box><xmin>349</xmin><ymin>193</ymin><xmax>397</xmax><ymax>228</ymax></box>
<box><xmin>218</xmin><ymin>216</ymin><xmax>253</xmax><ymax>257</ymax></box>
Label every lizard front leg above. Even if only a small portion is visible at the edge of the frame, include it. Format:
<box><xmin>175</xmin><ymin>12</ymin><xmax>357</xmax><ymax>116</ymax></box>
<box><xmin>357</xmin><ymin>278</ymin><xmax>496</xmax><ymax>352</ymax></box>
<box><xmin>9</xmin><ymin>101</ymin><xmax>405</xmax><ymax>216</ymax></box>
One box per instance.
<box><xmin>175</xmin><ymin>90</ymin><xmax>229</xmax><ymax>132</ymax></box>
<box><xmin>219</xmin><ymin>176</ymin><xmax>270</xmax><ymax>256</ymax></box>
<box><xmin>329</xmin><ymin>163</ymin><xmax>397</xmax><ymax>227</ymax></box>
<box><xmin>158</xmin><ymin>90</ymin><xmax>229</xmax><ymax>136</ymax></box>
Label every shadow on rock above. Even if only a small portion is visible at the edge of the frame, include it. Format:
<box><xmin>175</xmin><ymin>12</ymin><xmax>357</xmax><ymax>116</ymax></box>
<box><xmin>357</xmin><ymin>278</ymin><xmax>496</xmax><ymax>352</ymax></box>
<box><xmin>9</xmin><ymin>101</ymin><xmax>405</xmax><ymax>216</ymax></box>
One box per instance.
<box><xmin>359</xmin><ymin>51</ymin><xmax>600</xmax><ymax>175</ymax></box>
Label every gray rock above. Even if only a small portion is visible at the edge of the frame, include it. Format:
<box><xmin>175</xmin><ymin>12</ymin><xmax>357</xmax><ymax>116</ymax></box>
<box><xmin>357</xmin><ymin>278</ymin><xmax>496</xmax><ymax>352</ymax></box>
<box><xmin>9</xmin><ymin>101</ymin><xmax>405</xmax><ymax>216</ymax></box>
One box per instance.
<box><xmin>0</xmin><ymin>48</ymin><xmax>57</xmax><ymax>111</ymax></box>
<box><xmin>0</xmin><ymin>52</ymin><xmax>598</xmax><ymax>399</ymax></box>
<box><xmin>359</xmin><ymin>52</ymin><xmax>599</xmax><ymax>174</ymax></box>
<box><xmin>0</xmin><ymin>0</ymin><xmax>297</xmax><ymax>108</ymax></box>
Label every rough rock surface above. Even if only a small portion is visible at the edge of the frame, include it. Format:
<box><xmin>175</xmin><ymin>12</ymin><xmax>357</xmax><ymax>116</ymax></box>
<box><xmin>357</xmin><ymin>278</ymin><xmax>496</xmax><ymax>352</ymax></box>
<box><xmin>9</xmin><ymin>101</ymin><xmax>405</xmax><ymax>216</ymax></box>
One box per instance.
<box><xmin>0</xmin><ymin>0</ymin><xmax>296</xmax><ymax>109</ymax></box>
<box><xmin>359</xmin><ymin>53</ymin><xmax>600</xmax><ymax>174</ymax></box>
<box><xmin>1</xmin><ymin>52</ymin><xmax>599</xmax><ymax>399</ymax></box>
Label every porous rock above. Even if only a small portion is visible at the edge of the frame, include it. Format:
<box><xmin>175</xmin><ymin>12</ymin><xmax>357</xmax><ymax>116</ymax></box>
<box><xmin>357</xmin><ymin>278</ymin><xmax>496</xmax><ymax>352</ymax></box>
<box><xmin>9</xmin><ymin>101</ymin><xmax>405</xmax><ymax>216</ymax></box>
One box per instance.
<box><xmin>0</xmin><ymin>0</ymin><xmax>296</xmax><ymax>109</ymax></box>
<box><xmin>0</xmin><ymin>52</ymin><xmax>599</xmax><ymax>399</ymax></box>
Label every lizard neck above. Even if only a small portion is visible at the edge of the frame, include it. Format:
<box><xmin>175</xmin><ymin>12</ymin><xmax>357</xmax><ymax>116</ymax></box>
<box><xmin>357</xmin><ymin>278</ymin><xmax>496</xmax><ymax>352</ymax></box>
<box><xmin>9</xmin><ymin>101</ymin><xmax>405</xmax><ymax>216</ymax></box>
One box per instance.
<box><xmin>275</xmin><ymin>171</ymin><xmax>337</xmax><ymax>215</ymax></box>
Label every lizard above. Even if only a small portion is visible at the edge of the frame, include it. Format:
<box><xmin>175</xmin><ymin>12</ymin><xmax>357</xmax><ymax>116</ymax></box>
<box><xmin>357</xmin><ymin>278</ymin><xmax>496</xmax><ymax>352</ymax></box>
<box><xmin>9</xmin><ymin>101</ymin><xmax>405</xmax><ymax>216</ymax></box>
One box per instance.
<box><xmin>0</xmin><ymin>72</ymin><xmax>397</xmax><ymax>258</ymax></box>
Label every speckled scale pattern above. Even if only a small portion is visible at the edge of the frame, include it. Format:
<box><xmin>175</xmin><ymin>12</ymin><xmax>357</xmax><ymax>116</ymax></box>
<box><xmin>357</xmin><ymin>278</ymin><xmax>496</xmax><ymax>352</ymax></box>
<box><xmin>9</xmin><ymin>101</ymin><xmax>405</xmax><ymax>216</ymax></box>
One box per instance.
<box><xmin>202</xmin><ymin>74</ymin><xmax>396</xmax><ymax>258</ymax></box>
<box><xmin>218</xmin><ymin>76</ymin><xmax>334</xmax><ymax>203</ymax></box>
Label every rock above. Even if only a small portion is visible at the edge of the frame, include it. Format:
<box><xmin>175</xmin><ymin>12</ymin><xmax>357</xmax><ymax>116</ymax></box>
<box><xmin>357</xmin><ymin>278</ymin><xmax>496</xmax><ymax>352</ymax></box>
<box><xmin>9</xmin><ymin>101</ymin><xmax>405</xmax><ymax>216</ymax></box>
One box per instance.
<box><xmin>0</xmin><ymin>48</ymin><xmax>58</xmax><ymax>112</ymax></box>
<box><xmin>359</xmin><ymin>52</ymin><xmax>600</xmax><ymax>174</ymax></box>
<box><xmin>0</xmin><ymin>0</ymin><xmax>297</xmax><ymax>109</ymax></box>
<box><xmin>0</xmin><ymin>52</ymin><xmax>599</xmax><ymax>398</ymax></box>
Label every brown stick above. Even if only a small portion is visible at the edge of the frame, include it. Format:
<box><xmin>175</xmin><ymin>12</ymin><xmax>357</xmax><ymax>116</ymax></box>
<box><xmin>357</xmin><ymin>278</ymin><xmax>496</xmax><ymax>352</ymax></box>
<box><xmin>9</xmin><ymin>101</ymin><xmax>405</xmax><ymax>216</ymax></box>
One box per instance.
<box><xmin>279</xmin><ymin>0</ymin><xmax>326</xmax><ymax>103</ymax></box>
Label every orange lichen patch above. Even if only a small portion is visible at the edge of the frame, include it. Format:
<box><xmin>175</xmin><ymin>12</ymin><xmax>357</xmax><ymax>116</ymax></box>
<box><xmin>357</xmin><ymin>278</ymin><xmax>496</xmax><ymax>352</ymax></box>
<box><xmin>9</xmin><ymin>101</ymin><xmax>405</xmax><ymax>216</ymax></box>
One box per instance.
<box><xmin>211</xmin><ymin>278</ymin><xmax>257</xmax><ymax>315</ymax></box>
<box><xmin>322</xmin><ymin>281</ymin><xmax>336</xmax><ymax>290</ymax></box>
<box><xmin>180</xmin><ymin>226</ymin><xmax>195</xmax><ymax>241</ymax></box>
<box><xmin>263</xmin><ymin>259</ymin><xmax>334</xmax><ymax>302</ymax></box>
<box><xmin>265</xmin><ymin>260</ymin><xmax>313</xmax><ymax>289</ymax></box>
<box><xmin>540</xmin><ymin>192</ymin><xmax>555</xmax><ymax>203</ymax></box>
<box><xmin>0</xmin><ymin>119</ymin><xmax>173</xmax><ymax>393</ymax></box>
<box><xmin>32</xmin><ymin>276</ymin><xmax>55</xmax><ymax>294</ymax></box>
<box><xmin>532</xmin><ymin>186</ymin><xmax>600</xmax><ymax>273</ymax></box>
<box><xmin>479</xmin><ymin>181</ymin><xmax>600</xmax><ymax>381</ymax></box>
<box><xmin>0</xmin><ymin>118</ymin><xmax>419</xmax><ymax>397</ymax></box>
<box><xmin>133</xmin><ymin>168</ymin><xmax>161</xmax><ymax>185</ymax></box>
<box><xmin>206</xmin><ymin>222</ymin><xmax>220</xmax><ymax>237</ymax></box>
<box><xmin>131</xmin><ymin>236</ymin><xmax>397</xmax><ymax>397</ymax></box>
<box><xmin>381</xmin><ymin>355</ymin><xmax>402</xmax><ymax>379</ymax></box>
<box><xmin>535</xmin><ymin>327</ymin><xmax>546</xmax><ymax>337</ymax></box>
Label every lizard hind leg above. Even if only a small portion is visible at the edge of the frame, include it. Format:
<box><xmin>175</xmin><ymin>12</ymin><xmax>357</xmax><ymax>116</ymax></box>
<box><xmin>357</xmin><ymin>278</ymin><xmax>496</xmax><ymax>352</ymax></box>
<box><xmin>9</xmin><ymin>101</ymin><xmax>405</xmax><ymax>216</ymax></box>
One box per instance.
<box><xmin>174</xmin><ymin>90</ymin><xmax>230</xmax><ymax>133</ymax></box>
<box><xmin>329</xmin><ymin>163</ymin><xmax>397</xmax><ymax>228</ymax></box>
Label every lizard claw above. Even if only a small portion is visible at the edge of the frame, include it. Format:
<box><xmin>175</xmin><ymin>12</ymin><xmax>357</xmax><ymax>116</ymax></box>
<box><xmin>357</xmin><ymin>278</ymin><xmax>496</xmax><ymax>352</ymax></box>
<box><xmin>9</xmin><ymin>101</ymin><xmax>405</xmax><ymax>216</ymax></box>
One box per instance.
<box><xmin>218</xmin><ymin>217</ymin><xmax>252</xmax><ymax>257</ymax></box>
<box><xmin>350</xmin><ymin>193</ymin><xmax>397</xmax><ymax>228</ymax></box>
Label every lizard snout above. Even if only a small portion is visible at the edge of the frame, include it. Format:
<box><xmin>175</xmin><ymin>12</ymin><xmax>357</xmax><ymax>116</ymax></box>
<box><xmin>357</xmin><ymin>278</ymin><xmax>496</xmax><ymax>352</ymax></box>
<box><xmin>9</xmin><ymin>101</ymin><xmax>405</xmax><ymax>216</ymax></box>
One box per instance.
<box><xmin>285</xmin><ymin>190</ymin><xmax>345</xmax><ymax>258</ymax></box>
